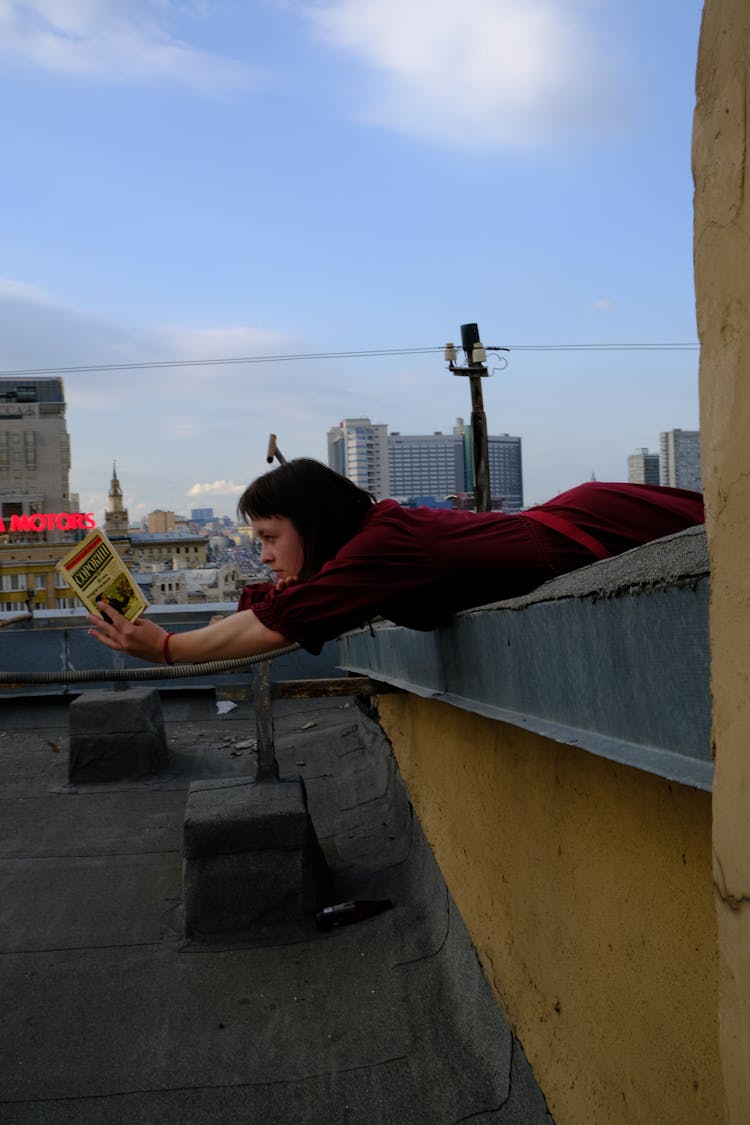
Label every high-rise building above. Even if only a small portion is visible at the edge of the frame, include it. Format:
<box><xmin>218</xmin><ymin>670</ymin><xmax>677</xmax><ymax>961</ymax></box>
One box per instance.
<box><xmin>388</xmin><ymin>429</ymin><xmax>465</xmax><ymax>503</ymax></box>
<box><xmin>442</xmin><ymin>418</ymin><xmax>524</xmax><ymax>511</ymax></box>
<box><xmin>0</xmin><ymin>377</ymin><xmax>83</xmax><ymax>611</ymax></box>
<box><xmin>389</xmin><ymin>418</ymin><xmax>524</xmax><ymax>511</ymax></box>
<box><xmin>327</xmin><ymin>418</ymin><xmax>389</xmax><ymax>499</ymax></box>
<box><xmin>329</xmin><ymin>416</ymin><xmax>523</xmax><ymax>511</ymax></box>
<box><xmin>0</xmin><ymin>377</ymin><xmax>71</xmax><ymax>533</ymax></box>
<box><xmin>628</xmin><ymin>447</ymin><xmax>660</xmax><ymax>485</ymax></box>
<box><xmin>486</xmin><ymin>432</ymin><xmax>524</xmax><ymax>512</ymax></box>
<box><xmin>659</xmin><ymin>429</ymin><xmax>702</xmax><ymax>491</ymax></box>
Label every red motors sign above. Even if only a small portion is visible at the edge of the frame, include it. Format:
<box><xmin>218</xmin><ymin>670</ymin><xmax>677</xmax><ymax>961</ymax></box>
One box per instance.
<box><xmin>0</xmin><ymin>512</ymin><xmax>96</xmax><ymax>533</ymax></box>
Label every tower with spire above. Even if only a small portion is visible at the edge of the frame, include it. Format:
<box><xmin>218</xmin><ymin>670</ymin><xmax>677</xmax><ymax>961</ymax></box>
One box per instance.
<box><xmin>104</xmin><ymin>462</ymin><xmax>130</xmax><ymax>538</ymax></box>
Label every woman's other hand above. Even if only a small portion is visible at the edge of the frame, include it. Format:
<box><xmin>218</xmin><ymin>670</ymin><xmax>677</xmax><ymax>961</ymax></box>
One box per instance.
<box><xmin>275</xmin><ymin>575</ymin><xmax>299</xmax><ymax>593</ymax></box>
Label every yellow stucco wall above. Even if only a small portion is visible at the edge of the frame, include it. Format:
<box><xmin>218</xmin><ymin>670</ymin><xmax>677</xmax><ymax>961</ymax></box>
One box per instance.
<box><xmin>694</xmin><ymin>1</ymin><xmax>750</xmax><ymax>1119</ymax></box>
<box><xmin>377</xmin><ymin>693</ymin><xmax>720</xmax><ymax>1125</ymax></box>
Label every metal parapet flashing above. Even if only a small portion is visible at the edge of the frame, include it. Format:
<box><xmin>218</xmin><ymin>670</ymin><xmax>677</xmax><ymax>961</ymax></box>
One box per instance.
<box><xmin>338</xmin><ymin>526</ymin><xmax>712</xmax><ymax>791</ymax></box>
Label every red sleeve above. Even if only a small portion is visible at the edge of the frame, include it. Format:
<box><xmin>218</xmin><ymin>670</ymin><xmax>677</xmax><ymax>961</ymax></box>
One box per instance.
<box><xmin>236</xmin><ymin>581</ymin><xmax>275</xmax><ymax>612</ymax></box>
<box><xmin>242</xmin><ymin>486</ymin><xmax>705</xmax><ymax>654</ymax></box>
<box><xmin>250</xmin><ymin>504</ymin><xmax>439</xmax><ymax>653</ymax></box>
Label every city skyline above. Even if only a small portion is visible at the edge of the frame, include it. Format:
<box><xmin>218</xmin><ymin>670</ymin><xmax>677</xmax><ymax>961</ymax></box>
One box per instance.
<box><xmin>111</xmin><ymin>421</ymin><xmax>699</xmax><ymax>523</ymax></box>
<box><xmin>328</xmin><ymin>415</ymin><xmax>525</xmax><ymax>511</ymax></box>
<box><xmin>0</xmin><ymin>1</ymin><xmax>703</xmax><ymax>521</ymax></box>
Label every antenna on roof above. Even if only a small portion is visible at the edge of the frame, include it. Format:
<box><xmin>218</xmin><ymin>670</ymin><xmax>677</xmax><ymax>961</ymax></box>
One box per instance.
<box><xmin>266</xmin><ymin>434</ymin><xmax>287</xmax><ymax>465</ymax></box>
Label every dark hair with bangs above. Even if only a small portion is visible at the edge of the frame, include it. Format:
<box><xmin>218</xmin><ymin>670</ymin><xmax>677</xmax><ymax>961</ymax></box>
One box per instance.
<box><xmin>238</xmin><ymin>458</ymin><xmax>375</xmax><ymax>579</ymax></box>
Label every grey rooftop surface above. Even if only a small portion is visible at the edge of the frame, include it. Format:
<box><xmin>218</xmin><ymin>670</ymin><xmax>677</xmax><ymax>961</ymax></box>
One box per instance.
<box><xmin>0</xmin><ymin>688</ymin><xmax>552</xmax><ymax>1125</ymax></box>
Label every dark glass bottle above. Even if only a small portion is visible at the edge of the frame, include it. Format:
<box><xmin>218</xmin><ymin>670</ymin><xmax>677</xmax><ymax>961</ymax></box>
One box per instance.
<box><xmin>315</xmin><ymin>899</ymin><xmax>393</xmax><ymax>931</ymax></box>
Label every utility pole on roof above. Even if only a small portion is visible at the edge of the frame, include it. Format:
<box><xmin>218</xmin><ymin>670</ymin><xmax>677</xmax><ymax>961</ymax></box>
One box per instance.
<box><xmin>444</xmin><ymin>323</ymin><xmax>508</xmax><ymax>513</ymax></box>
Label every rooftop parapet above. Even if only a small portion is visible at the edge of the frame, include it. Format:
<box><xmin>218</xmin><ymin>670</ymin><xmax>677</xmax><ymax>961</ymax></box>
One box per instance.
<box><xmin>338</xmin><ymin>525</ymin><xmax>711</xmax><ymax>790</ymax></box>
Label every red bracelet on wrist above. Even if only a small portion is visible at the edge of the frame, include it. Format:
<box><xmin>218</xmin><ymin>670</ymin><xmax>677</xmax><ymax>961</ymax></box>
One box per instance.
<box><xmin>163</xmin><ymin>631</ymin><xmax>175</xmax><ymax>665</ymax></box>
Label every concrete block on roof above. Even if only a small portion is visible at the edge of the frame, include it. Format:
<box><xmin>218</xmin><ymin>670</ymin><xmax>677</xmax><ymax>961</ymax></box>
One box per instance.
<box><xmin>183</xmin><ymin>776</ymin><xmax>327</xmax><ymax>937</ymax></box>
<box><xmin>68</xmin><ymin>687</ymin><xmax>168</xmax><ymax>782</ymax></box>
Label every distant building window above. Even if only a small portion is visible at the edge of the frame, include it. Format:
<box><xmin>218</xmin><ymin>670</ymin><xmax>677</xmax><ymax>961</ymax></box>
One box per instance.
<box><xmin>9</xmin><ymin>434</ymin><xmax>22</xmax><ymax>468</ymax></box>
<box><xmin>3</xmin><ymin>574</ymin><xmax>26</xmax><ymax>591</ymax></box>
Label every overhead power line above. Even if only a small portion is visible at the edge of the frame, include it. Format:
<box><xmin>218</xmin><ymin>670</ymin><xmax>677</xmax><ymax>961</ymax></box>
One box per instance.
<box><xmin>507</xmin><ymin>343</ymin><xmax>699</xmax><ymax>351</ymax></box>
<box><xmin>0</xmin><ymin>342</ymin><xmax>699</xmax><ymax>379</ymax></box>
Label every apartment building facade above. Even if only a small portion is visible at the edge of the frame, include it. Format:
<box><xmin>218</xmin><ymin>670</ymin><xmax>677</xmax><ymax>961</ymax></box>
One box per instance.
<box><xmin>660</xmin><ymin>428</ymin><xmax>702</xmax><ymax>491</ymax></box>
<box><xmin>327</xmin><ymin>418</ymin><xmax>390</xmax><ymax>499</ymax></box>
<box><xmin>329</xmin><ymin>416</ymin><xmax>524</xmax><ymax>511</ymax></box>
<box><xmin>627</xmin><ymin>446</ymin><xmax>661</xmax><ymax>485</ymax></box>
<box><xmin>0</xmin><ymin>377</ymin><xmax>83</xmax><ymax>611</ymax></box>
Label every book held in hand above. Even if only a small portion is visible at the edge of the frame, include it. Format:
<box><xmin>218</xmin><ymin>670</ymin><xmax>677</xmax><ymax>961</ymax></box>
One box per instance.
<box><xmin>56</xmin><ymin>527</ymin><xmax>148</xmax><ymax>621</ymax></box>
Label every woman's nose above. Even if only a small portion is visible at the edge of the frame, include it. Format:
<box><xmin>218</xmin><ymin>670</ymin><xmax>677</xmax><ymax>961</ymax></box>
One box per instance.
<box><xmin>260</xmin><ymin>544</ymin><xmax>272</xmax><ymax>563</ymax></box>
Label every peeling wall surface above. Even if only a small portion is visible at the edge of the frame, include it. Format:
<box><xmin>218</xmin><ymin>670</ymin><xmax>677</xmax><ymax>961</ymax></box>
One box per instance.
<box><xmin>375</xmin><ymin>694</ymin><xmax>720</xmax><ymax>1125</ymax></box>
<box><xmin>693</xmin><ymin>0</ymin><xmax>750</xmax><ymax>1119</ymax></box>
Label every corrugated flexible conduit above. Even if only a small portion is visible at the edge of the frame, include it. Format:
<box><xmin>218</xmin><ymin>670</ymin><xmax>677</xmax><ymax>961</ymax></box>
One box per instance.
<box><xmin>0</xmin><ymin>643</ymin><xmax>303</xmax><ymax>685</ymax></box>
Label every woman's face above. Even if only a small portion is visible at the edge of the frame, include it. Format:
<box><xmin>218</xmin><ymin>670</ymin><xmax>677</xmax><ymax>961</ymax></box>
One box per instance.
<box><xmin>252</xmin><ymin>516</ymin><xmax>305</xmax><ymax>582</ymax></box>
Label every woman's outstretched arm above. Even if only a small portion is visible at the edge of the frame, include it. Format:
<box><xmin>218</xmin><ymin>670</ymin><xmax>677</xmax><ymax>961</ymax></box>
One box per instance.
<box><xmin>87</xmin><ymin>604</ymin><xmax>291</xmax><ymax>665</ymax></box>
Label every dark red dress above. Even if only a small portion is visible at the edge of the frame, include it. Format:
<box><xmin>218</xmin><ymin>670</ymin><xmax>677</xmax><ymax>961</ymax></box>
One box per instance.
<box><xmin>238</xmin><ymin>482</ymin><xmax>704</xmax><ymax>654</ymax></box>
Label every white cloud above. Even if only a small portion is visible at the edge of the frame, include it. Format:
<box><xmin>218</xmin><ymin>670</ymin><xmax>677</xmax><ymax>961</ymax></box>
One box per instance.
<box><xmin>0</xmin><ymin>277</ymin><xmax>60</xmax><ymax>304</ymax></box>
<box><xmin>307</xmin><ymin>0</ymin><xmax>626</xmax><ymax>148</ymax></box>
<box><xmin>149</xmin><ymin>324</ymin><xmax>290</xmax><ymax>362</ymax></box>
<box><xmin>188</xmin><ymin>480</ymin><xmax>246</xmax><ymax>498</ymax></box>
<box><xmin>0</xmin><ymin>0</ymin><xmax>256</xmax><ymax>89</ymax></box>
<box><xmin>591</xmin><ymin>299</ymin><xmax>614</xmax><ymax>311</ymax></box>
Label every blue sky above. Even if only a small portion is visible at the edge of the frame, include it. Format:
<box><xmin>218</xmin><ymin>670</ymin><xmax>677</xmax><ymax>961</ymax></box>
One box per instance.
<box><xmin>0</xmin><ymin>0</ymin><xmax>704</xmax><ymax>520</ymax></box>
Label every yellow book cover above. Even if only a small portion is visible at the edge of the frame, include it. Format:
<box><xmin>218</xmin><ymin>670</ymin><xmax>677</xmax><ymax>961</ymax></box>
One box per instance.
<box><xmin>56</xmin><ymin>528</ymin><xmax>148</xmax><ymax>621</ymax></box>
